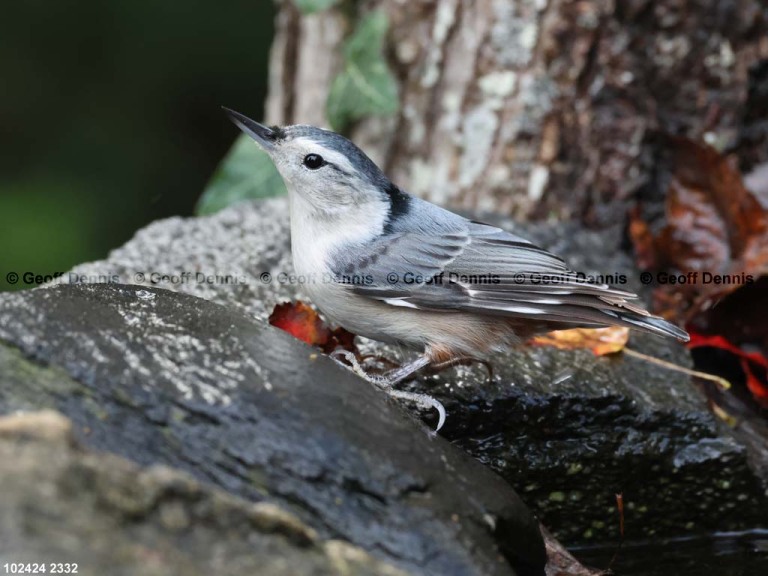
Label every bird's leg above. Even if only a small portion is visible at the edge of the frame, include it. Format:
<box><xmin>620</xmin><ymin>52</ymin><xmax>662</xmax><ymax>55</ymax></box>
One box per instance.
<box><xmin>330</xmin><ymin>350</ymin><xmax>446</xmax><ymax>432</ymax></box>
<box><xmin>382</xmin><ymin>354</ymin><xmax>431</xmax><ymax>385</ymax></box>
<box><xmin>428</xmin><ymin>355</ymin><xmax>495</xmax><ymax>381</ymax></box>
<box><xmin>358</xmin><ymin>354</ymin><xmax>401</xmax><ymax>371</ymax></box>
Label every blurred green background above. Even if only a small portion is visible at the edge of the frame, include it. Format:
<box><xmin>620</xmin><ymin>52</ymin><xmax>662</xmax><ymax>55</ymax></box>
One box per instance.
<box><xmin>0</xmin><ymin>0</ymin><xmax>275</xmax><ymax>291</ymax></box>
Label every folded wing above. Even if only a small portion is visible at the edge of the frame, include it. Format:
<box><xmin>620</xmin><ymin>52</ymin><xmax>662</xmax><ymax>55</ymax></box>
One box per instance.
<box><xmin>331</xmin><ymin>206</ymin><xmax>688</xmax><ymax>341</ymax></box>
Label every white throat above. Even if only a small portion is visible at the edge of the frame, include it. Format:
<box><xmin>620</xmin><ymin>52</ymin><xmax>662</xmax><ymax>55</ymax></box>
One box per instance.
<box><xmin>287</xmin><ymin>188</ymin><xmax>389</xmax><ymax>276</ymax></box>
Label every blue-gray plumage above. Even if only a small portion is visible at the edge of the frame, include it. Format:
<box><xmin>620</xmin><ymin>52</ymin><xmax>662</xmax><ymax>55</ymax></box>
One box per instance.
<box><xmin>224</xmin><ymin>107</ymin><xmax>689</xmax><ymax>430</ymax></box>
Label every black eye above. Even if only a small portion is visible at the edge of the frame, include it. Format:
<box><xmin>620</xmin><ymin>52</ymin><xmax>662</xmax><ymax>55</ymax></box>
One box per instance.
<box><xmin>303</xmin><ymin>154</ymin><xmax>325</xmax><ymax>170</ymax></box>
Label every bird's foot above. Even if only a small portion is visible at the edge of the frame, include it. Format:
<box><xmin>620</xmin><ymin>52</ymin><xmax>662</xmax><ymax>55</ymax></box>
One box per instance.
<box><xmin>330</xmin><ymin>350</ymin><xmax>392</xmax><ymax>387</ymax></box>
<box><xmin>330</xmin><ymin>350</ymin><xmax>446</xmax><ymax>432</ymax></box>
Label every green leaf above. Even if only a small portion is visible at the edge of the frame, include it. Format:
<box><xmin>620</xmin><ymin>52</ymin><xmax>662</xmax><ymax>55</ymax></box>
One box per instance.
<box><xmin>326</xmin><ymin>11</ymin><xmax>399</xmax><ymax>131</ymax></box>
<box><xmin>195</xmin><ymin>134</ymin><xmax>286</xmax><ymax>216</ymax></box>
<box><xmin>292</xmin><ymin>0</ymin><xmax>339</xmax><ymax>14</ymax></box>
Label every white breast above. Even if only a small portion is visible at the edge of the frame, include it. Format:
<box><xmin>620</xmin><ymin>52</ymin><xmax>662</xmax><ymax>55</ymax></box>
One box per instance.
<box><xmin>288</xmin><ymin>190</ymin><xmax>387</xmax><ymax>278</ymax></box>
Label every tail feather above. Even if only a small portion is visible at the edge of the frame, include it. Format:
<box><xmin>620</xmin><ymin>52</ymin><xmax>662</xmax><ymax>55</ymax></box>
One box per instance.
<box><xmin>615</xmin><ymin>312</ymin><xmax>690</xmax><ymax>342</ymax></box>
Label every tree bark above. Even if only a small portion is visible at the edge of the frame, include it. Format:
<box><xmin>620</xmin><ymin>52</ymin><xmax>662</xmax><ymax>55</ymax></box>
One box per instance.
<box><xmin>265</xmin><ymin>0</ymin><xmax>768</xmax><ymax>228</ymax></box>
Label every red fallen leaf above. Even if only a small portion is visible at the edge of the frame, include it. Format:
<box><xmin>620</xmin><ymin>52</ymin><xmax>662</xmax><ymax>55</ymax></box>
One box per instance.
<box><xmin>688</xmin><ymin>331</ymin><xmax>768</xmax><ymax>408</ymax></box>
<box><xmin>268</xmin><ymin>301</ymin><xmax>357</xmax><ymax>354</ymax></box>
<box><xmin>269</xmin><ymin>301</ymin><xmax>331</xmax><ymax>347</ymax></box>
<box><xmin>529</xmin><ymin>326</ymin><xmax>629</xmax><ymax>356</ymax></box>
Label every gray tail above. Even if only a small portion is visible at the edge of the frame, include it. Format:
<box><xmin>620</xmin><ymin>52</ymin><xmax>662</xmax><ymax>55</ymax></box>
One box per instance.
<box><xmin>616</xmin><ymin>312</ymin><xmax>690</xmax><ymax>342</ymax></box>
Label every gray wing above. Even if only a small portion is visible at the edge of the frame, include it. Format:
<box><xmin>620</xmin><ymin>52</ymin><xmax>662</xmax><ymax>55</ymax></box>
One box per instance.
<box><xmin>331</xmin><ymin>203</ymin><xmax>687</xmax><ymax>340</ymax></box>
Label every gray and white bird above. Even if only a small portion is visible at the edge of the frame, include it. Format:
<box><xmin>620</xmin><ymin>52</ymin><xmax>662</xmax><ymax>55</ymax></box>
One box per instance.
<box><xmin>225</xmin><ymin>108</ymin><xmax>689</xmax><ymax>429</ymax></box>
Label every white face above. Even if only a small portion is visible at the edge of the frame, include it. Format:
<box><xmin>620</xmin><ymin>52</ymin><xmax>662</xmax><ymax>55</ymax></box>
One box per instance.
<box><xmin>263</xmin><ymin>129</ymin><xmax>393</xmax><ymax>268</ymax></box>
<box><xmin>268</xmin><ymin>135</ymin><xmax>381</xmax><ymax>215</ymax></box>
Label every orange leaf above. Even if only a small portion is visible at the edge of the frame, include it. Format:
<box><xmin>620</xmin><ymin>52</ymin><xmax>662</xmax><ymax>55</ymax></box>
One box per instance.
<box><xmin>529</xmin><ymin>326</ymin><xmax>629</xmax><ymax>356</ymax></box>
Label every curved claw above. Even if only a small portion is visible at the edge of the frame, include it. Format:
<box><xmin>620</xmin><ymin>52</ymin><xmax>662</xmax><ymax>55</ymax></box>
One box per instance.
<box><xmin>330</xmin><ymin>349</ymin><xmax>356</xmax><ymax>364</ymax></box>
<box><xmin>389</xmin><ymin>390</ymin><xmax>447</xmax><ymax>433</ymax></box>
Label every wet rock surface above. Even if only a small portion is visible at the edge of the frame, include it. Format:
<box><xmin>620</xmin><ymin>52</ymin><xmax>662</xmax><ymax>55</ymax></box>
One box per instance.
<box><xmin>56</xmin><ymin>197</ymin><xmax>768</xmax><ymax>545</ymax></box>
<box><xmin>0</xmin><ymin>283</ymin><xmax>545</xmax><ymax>576</ymax></box>
<box><xmin>0</xmin><ymin>410</ymin><xmax>410</xmax><ymax>576</ymax></box>
<box><xmin>415</xmin><ymin>350</ymin><xmax>765</xmax><ymax>543</ymax></box>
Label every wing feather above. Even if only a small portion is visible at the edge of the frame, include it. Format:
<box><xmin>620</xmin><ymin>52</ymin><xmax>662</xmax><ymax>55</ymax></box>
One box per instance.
<box><xmin>330</xmin><ymin>205</ymin><xmax>687</xmax><ymax>340</ymax></box>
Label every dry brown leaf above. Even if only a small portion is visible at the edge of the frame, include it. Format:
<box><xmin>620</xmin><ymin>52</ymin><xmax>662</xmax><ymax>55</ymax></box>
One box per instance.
<box><xmin>529</xmin><ymin>326</ymin><xmax>629</xmax><ymax>356</ymax></box>
<box><xmin>634</xmin><ymin>138</ymin><xmax>768</xmax><ymax>322</ymax></box>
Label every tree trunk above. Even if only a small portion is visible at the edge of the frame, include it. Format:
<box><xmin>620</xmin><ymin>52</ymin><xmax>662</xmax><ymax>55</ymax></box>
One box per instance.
<box><xmin>265</xmin><ymin>0</ymin><xmax>768</xmax><ymax>228</ymax></box>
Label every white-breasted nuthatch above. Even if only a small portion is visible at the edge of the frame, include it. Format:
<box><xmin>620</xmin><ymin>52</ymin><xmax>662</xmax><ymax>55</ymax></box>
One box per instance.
<box><xmin>225</xmin><ymin>108</ymin><xmax>689</xmax><ymax>430</ymax></box>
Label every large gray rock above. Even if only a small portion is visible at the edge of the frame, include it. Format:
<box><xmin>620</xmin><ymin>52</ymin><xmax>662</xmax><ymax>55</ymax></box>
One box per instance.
<box><xmin>0</xmin><ymin>410</ymin><xmax>409</xmax><ymax>576</ymax></box>
<box><xmin>57</xmin><ymin>197</ymin><xmax>768</xmax><ymax>543</ymax></box>
<box><xmin>0</xmin><ymin>282</ymin><xmax>545</xmax><ymax>576</ymax></box>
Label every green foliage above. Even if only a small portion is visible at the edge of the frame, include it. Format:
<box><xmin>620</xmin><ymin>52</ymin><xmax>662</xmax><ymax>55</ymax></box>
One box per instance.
<box><xmin>326</xmin><ymin>11</ymin><xmax>399</xmax><ymax>131</ymax></box>
<box><xmin>2</xmin><ymin>1</ymin><xmax>277</xmax><ymax>283</ymax></box>
<box><xmin>292</xmin><ymin>0</ymin><xmax>339</xmax><ymax>14</ymax></box>
<box><xmin>0</xmin><ymin>180</ymin><xmax>95</xmax><ymax>291</ymax></box>
<box><xmin>195</xmin><ymin>135</ymin><xmax>286</xmax><ymax>216</ymax></box>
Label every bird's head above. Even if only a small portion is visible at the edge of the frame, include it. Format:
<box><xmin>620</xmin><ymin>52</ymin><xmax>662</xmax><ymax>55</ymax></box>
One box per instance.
<box><xmin>224</xmin><ymin>108</ymin><xmax>398</xmax><ymax>218</ymax></box>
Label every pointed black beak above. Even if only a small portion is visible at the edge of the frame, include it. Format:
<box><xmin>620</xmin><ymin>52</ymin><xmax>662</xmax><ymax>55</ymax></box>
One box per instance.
<box><xmin>222</xmin><ymin>107</ymin><xmax>278</xmax><ymax>150</ymax></box>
